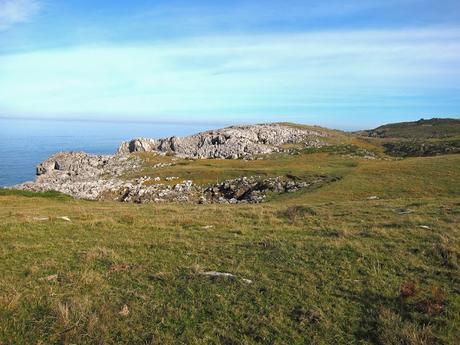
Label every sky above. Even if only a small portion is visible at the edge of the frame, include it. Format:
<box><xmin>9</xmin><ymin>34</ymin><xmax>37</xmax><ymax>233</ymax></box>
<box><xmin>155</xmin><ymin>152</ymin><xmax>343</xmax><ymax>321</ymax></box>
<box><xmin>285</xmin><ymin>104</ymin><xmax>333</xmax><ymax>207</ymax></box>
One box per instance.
<box><xmin>0</xmin><ymin>0</ymin><xmax>459</xmax><ymax>129</ymax></box>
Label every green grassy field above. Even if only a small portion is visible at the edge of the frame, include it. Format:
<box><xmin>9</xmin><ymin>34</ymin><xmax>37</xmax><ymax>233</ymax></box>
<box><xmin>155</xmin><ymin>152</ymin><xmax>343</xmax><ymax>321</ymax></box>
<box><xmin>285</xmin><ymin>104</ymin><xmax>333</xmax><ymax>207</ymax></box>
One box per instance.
<box><xmin>1</xmin><ymin>151</ymin><xmax>459</xmax><ymax>344</ymax></box>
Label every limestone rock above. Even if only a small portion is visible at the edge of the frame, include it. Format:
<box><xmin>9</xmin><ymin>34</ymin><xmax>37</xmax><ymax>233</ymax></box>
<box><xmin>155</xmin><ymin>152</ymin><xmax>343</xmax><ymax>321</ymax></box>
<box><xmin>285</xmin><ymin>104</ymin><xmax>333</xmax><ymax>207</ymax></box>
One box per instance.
<box><xmin>117</xmin><ymin>123</ymin><xmax>328</xmax><ymax>158</ymax></box>
<box><xmin>15</xmin><ymin>152</ymin><xmax>141</xmax><ymax>200</ymax></box>
<box><xmin>13</xmin><ymin>123</ymin><xmax>336</xmax><ymax>203</ymax></box>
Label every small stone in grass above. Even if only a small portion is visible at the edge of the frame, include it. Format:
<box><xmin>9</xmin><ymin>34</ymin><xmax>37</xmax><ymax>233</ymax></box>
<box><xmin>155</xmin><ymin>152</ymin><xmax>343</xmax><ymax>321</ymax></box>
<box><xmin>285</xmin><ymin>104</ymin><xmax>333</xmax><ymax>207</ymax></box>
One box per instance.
<box><xmin>46</xmin><ymin>274</ymin><xmax>58</xmax><ymax>282</ymax></box>
<box><xmin>397</xmin><ymin>210</ymin><xmax>413</xmax><ymax>215</ymax></box>
<box><xmin>119</xmin><ymin>305</ymin><xmax>129</xmax><ymax>317</ymax></box>
<box><xmin>200</xmin><ymin>271</ymin><xmax>253</xmax><ymax>284</ymax></box>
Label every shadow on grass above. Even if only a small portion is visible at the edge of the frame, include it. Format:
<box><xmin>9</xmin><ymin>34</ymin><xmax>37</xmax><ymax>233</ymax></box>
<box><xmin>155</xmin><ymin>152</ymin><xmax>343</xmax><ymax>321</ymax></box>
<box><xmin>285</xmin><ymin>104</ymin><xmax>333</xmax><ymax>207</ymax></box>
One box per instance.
<box><xmin>336</xmin><ymin>286</ymin><xmax>442</xmax><ymax>345</ymax></box>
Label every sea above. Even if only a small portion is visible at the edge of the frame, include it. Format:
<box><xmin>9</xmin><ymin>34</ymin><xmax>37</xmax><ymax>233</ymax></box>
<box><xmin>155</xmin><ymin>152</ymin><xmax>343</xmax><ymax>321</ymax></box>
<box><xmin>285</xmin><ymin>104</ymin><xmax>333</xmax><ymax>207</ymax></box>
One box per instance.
<box><xmin>0</xmin><ymin>118</ymin><xmax>221</xmax><ymax>187</ymax></box>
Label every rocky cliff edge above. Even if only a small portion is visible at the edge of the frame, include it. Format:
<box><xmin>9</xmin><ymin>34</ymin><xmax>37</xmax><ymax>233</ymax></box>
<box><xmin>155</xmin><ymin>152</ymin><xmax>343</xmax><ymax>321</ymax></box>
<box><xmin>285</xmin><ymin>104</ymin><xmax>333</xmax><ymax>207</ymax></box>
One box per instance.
<box><xmin>14</xmin><ymin>123</ymin><xmax>331</xmax><ymax>202</ymax></box>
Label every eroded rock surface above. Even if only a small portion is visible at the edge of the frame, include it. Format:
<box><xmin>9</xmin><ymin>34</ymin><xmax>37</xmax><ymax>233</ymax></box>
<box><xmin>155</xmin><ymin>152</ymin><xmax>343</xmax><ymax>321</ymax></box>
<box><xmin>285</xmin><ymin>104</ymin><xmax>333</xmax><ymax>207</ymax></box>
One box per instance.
<box><xmin>117</xmin><ymin>123</ymin><xmax>328</xmax><ymax>158</ymax></box>
<box><xmin>202</xmin><ymin>175</ymin><xmax>339</xmax><ymax>204</ymax></box>
<box><xmin>16</xmin><ymin>152</ymin><xmax>141</xmax><ymax>200</ymax></box>
<box><xmin>14</xmin><ymin>123</ymin><xmax>334</xmax><ymax>203</ymax></box>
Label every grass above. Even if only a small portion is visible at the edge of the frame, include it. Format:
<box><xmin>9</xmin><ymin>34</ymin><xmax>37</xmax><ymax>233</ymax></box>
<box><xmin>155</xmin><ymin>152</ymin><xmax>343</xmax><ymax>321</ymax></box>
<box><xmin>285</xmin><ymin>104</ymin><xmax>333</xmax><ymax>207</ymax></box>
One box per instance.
<box><xmin>126</xmin><ymin>151</ymin><xmax>360</xmax><ymax>187</ymax></box>
<box><xmin>363</xmin><ymin>118</ymin><xmax>460</xmax><ymax>139</ymax></box>
<box><xmin>359</xmin><ymin>118</ymin><xmax>460</xmax><ymax>157</ymax></box>
<box><xmin>0</xmin><ymin>189</ymin><xmax>72</xmax><ymax>200</ymax></box>
<box><xmin>383</xmin><ymin>136</ymin><xmax>460</xmax><ymax>157</ymax></box>
<box><xmin>1</xmin><ymin>152</ymin><xmax>459</xmax><ymax>344</ymax></box>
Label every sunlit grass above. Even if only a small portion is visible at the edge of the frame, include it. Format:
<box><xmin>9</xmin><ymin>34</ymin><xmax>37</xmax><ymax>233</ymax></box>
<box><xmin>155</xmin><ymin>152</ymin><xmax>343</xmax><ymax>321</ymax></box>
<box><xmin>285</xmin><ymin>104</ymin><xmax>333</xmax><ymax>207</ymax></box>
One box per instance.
<box><xmin>1</xmin><ymin>154</ymin><xmax>459</xmax><ymax>344</ymax></box>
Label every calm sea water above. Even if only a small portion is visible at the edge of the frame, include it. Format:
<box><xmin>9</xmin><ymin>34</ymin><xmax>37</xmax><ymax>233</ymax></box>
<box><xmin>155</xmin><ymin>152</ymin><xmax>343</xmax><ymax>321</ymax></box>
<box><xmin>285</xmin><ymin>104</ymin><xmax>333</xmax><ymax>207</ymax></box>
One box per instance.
<box><xmin>0</xmin><ymin>118</ymin><xmax>220</xmax><ymax>187</ymax></box>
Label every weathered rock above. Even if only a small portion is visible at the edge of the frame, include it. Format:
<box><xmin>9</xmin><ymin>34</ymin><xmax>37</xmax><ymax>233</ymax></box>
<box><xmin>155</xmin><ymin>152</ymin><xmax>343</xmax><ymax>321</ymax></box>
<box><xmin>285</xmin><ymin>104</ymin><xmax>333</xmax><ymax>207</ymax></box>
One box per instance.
<box><xmin>117</xmin><ymin>138</ymin><xmax>157</xmax><ymax>155</ymax></box>
<box><xmin>16</xmin><ymin>152</ymin><xmax>141</xmax><ymax>200</ymax></box>
<box><xmin>202</xmin><ymin>175</ymin><xmax>337</xmax><ymax>204</ymax></box>
<box><xmin>117</xmin><ymin>123</ymin><xmax>328</xmax><ymax>158</ymax></box>
<box><xmin>199</xmin><ymin>271</ymin><xmax>253</xmax><ymax>284</ymax></box>
<box><xmin>13</xmin><ymin>124</ymin><xmax>336</xmax><ymax>203</ymax></box>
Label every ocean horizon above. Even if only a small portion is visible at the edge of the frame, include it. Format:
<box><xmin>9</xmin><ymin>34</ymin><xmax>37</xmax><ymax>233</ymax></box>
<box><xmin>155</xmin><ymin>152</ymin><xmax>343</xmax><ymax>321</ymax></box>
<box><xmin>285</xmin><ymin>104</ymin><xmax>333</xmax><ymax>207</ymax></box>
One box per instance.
<box><xmin>0</xmin><ymin>118</ymin><xmax>220</xmax><ymax>187</ymax></box>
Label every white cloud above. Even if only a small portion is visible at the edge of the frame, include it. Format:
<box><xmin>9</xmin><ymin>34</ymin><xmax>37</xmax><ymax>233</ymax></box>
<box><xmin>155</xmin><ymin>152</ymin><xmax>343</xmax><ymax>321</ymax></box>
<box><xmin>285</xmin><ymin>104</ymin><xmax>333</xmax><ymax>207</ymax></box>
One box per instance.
<box><xmin>0</xmin><ymin>27</ymin><xmax>459</xmax><ymax>121</ymax></box>
<box><xmin>0</xmin><ymin>0</ymin><xmax>41</xmax><ymax>30</ymax></box>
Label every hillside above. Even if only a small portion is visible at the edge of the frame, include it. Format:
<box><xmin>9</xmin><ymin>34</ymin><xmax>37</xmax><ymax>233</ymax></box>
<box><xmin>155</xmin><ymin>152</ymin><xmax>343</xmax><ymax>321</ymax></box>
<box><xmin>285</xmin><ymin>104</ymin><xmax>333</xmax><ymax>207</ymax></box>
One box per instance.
<box><xmin>363</xmin><ymin>118</ymin><xmax>460</xmax><ymax>139</ymax></box>
<box><xmin>1</xmin><ymin>121</ymin><xmax>459</xmax><ymax>344</ymax></box>
<box><xmin>360</xmin><ymin>118</ymin><xmax>460</xmax><ymax>157</ymax></box>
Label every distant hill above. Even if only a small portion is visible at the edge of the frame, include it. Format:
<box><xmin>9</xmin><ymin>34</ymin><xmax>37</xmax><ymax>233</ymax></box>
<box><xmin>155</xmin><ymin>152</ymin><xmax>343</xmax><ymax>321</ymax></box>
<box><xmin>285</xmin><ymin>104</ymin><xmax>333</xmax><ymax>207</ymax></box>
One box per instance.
<box><xmin>360</xmin><ymin>118</ymin><xmax>460</xmax><ymax>157</ymax></box>
<box><xmin>363</xmin><ymin>118</ymin><xmax>460</xmax><ymax>139</ymax></box>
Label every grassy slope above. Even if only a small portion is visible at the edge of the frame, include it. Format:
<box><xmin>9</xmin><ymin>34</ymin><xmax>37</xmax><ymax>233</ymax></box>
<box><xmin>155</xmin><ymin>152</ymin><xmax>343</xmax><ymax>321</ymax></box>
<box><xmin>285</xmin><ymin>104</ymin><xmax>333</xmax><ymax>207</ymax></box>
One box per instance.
<box><xmin>362</xmin><ymin>118</ymin><xmax>460</xmax><ymax>139</ymax></box>
<box><xmin>128</xmin><ymin>151</ymin><xmax>358</xmax><ymax>186</ymax></box>
<box><xmin>356</xmin><ymin>118</ymin><xmax>460</xmax><ymax>158</ymax></box>
<box><xmin>1</xmin><ymin>151</ymin><xmax>459</xmax><ymax>344</ymax></box>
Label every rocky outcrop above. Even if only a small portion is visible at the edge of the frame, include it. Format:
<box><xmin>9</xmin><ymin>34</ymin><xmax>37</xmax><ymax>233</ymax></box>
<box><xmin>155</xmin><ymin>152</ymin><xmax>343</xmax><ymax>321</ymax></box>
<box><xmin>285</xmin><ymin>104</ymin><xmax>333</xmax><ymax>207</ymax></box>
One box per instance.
<box><xmin>16</xmin><ymin>152</ymin><xmax>142</xmax><ymax>200</ymax></box>
<box><xmin>16</xmin><ymin>151</ymin><xmax>338</xmax><ymax>204</ymax></box>
<box><xmin>14</xmin><ymin>123</ymin><xmax>334</xmax><ymax>203</ymax></box>
<box><xmin>105</xmin><ymin>179</ymin><xmax>198</xmax><ymax>204</ymax></box>
<box><xmin>14</xmin><ymin>151</ymin><xmax>338</xmax><ymax>204</ymax></box>
<box><xmin>117</xmin><ymin>123</ymin><xmax>328</xmax><ymax>159</ymax></box>
<box><xmin>118</xmin><ymin>138</ymin><xmax>157</xmax><ymax>154</ymax></box>
<box><xmin>35</xmin><ymin>152</ymin><xmax>112</xmax><ymax>177</ymax></box>
<box><xmin>202</xmin><ymin>175</ymin><xmax>339</xmax><ymax>204</ymax></box>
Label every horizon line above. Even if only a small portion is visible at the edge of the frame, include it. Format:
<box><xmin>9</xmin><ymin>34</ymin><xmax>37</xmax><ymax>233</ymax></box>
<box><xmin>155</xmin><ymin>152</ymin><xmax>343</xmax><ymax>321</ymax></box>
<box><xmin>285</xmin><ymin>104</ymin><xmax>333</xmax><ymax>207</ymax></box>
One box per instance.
<box><xmin>0</xmin><ymin>115</ymin><xmax>236</xmax><ymax>127</ymax></box>
<box><xmin>1</xmin><ymin>115</ymin><xmax>459</xmax><ymax>132</ymax></box>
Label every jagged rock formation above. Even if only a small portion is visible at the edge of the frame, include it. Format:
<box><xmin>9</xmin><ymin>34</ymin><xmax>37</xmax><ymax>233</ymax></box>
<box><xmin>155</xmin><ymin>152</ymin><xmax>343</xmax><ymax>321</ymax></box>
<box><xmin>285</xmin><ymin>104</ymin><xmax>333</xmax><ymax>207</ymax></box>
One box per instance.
<box><xmin>15</xmin><ymin>151</ymin><xmax>336</xmax><ymax>204</ymax></box>
<box><xmin>117</xmin><ymin>123</ymin><xmax>328</xmax><ymax>159</ymax></box>
<box><xmin>17</xmin><ymin>152</ymin><xmax>142</xmax><ymax>200</ymax></box>
<box><xmin>202</xmin><ymin>175</ymin><xmax>339</xmax><ymax>204</ymax></box>
<box><xmin>14</xmin><ymin>123</ymin><xmax>334</xmax><ymax>202</ymax></box>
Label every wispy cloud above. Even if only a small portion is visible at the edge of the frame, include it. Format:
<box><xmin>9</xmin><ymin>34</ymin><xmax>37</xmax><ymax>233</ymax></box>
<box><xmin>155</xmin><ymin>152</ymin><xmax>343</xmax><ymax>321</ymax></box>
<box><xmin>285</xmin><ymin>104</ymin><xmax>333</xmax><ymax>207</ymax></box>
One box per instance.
<box><xmin>1</xmin><ymin>26</ymin><xmax>459</xmax><ymax>126</ymax></box>
<box><xmin>0</xmin><ymin>0</ymin><xmax>41</xmax><ymax>31</ymax></box>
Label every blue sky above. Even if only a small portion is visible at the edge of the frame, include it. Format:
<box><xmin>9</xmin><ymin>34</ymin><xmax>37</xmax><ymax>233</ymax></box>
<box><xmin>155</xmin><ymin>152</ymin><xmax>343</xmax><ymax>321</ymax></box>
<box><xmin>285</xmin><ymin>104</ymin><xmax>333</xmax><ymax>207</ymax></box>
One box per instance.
<box><xmin>0</xmin><ymin>0</ymin><xmax>459</xmax><ymax>129</ymax></box>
